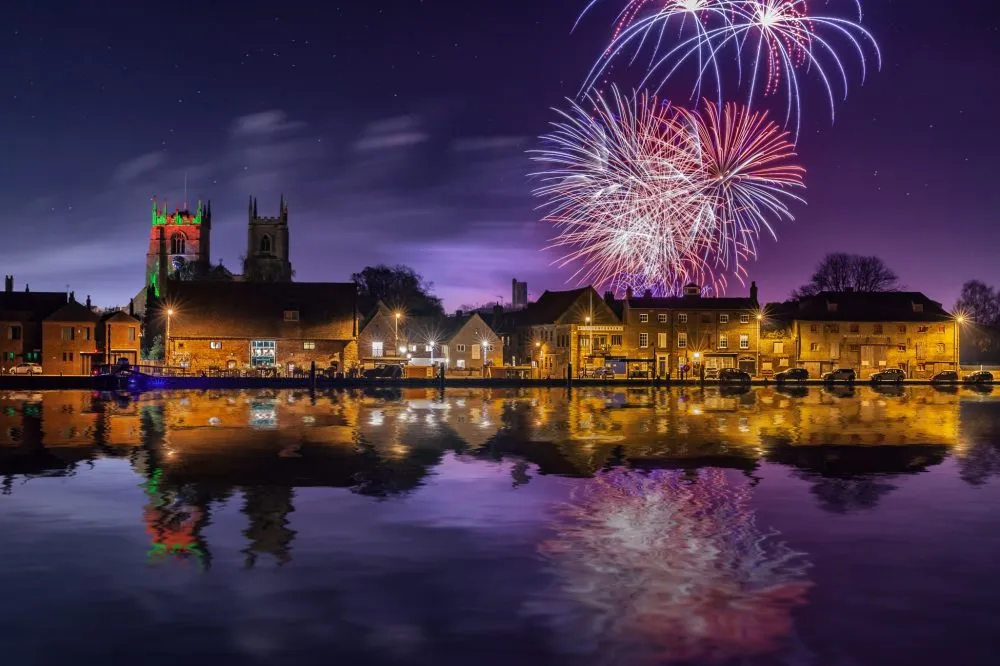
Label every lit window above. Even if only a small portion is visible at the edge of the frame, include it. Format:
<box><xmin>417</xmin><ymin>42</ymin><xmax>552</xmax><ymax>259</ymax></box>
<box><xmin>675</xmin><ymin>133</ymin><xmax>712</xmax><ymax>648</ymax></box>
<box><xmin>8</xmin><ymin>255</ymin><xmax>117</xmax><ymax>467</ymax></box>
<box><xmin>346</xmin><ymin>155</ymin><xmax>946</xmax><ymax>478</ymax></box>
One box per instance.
<box><xmin>372</xmin><ymin>341</ymin><xmax>384</xmax><ymax>358</ymax></box>
<box><xmin>128</xmin><ymin>327</ymin><xmax>136</xmax><ymax>341</ymax></box>
<box><xmin>658</xmin><ymin>313</ymin><xmax>668</xmax><ymax>324</ymax></box>
<box><xmin>657</xmin><ymin>332</ymin><xmax>667</xmax><ymax>348</ymax></box>
<box><xmin>718</xmin><ymin>334</ymin><xmax>728</xmax><ymax>349</ymax></box>
<box><xmin>739</xmin><ymin>334</ymin><xmax>749</xmax><ymax>350</ymax></box>
<box><xmin>773</xmin><ymin>341</ymin><xmax>784</xmax><ymax>354</ymax></box>
<box><xmin>719</xmin><ymin>314</ymin><xmax>729</xmax><ymax>324</ymax></box>
<box><xmin>409</xmin><ymin>344</ymin><xmax>417</xmax><ymax>352</ymax></box>
<box><xmin>210</xmin><ymin>341</ymin><xmax>222</xmax><ymax>349</ymax></box>
<box><xmin>170</xmin><ymin>233</ymin><xmax>185</xmax><ymax>255</ymax></box>
<box><xmin>740</xmin><ymin>314</ymin><xmax>750</xmax><ymax>324</ymax></box>
<box><xmin>61</xmin><ymin>326</ymin><xmax>75</xmax><ymax>341</ymax></box>
<box><xmin>936</xmin><ymin>343</ymin><xmax>945</xmax><ymax>353</ymax></box>
<box><xmin>677</xmin><ymin>332</ymin><xmax>687</xmax><ymax>349</ymax></box>
<box><xmin>639</xmin><ymin>333</ymin><xmax>649</xmax><ymax>348</ymax></box>
<box><xmin>677</xmin><ymin>314</ymin><xmax>688</xmax><ymax>324</ymax></box>
<box><xmin>639</xmin><ymin>313</ymin><xmax>649</xmax><ymax>323</ymax></box>
<box><xmin>283</xmin><ymin>310</ymin><xmax>300</xmax><ymax>322</ymax></box>
<box><xmin>810</xmin><ymin>343</ymin><xmax>820</xmax><ymax>352</ymax></box>
<box><xmin>303</xmin><ymin>341</ymin><xmax>316</xmax><ymax>350</ymax></box>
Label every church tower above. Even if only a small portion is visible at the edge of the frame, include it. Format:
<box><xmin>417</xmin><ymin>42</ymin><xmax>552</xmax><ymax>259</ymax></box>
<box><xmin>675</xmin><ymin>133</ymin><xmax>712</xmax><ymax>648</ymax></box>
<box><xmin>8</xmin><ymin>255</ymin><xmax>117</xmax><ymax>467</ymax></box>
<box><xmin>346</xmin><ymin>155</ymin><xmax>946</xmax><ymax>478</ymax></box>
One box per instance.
<box><xmin>144</xmin><ymin>198</ymin><xmax>212</xmax><ymax>298</ymax></box>
<box><xmin>243</xmin><ymin>195</ymin><xmax>292</xmax><ymax>282</ymax></box>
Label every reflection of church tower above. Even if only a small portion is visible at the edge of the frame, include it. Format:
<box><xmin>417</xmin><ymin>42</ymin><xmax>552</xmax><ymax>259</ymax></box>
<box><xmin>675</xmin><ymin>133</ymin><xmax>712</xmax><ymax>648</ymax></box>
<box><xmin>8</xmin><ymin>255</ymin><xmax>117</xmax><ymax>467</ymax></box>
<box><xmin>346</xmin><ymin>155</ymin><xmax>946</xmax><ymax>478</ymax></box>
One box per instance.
<box><xmin>243</xmin><ymin>196</ymin><xmax>292</xmax><ymax>282</ymax></box>
<box><xmin>144</xmin><ymin>198</ymin><xmax>212</xmax><ymax>298</ymax></box>
<box><xmin>241</xmin><ymin>486</ymin><xmax>296</xmax><ymax>568</ymax></box>
<box><xmin>140</xmin><ymin>469</ymin><xmax>212</xmax><ymax>569</ymax></box>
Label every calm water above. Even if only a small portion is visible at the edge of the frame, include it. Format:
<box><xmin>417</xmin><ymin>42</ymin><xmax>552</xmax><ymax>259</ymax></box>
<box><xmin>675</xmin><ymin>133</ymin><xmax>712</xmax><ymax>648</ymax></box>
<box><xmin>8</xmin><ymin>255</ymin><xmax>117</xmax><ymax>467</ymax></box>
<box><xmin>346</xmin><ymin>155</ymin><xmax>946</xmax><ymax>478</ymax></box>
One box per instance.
<box><xmin>2</xmin><ymin>386</ymin><xmax>1000</xmax><ymax>665</ymax></box>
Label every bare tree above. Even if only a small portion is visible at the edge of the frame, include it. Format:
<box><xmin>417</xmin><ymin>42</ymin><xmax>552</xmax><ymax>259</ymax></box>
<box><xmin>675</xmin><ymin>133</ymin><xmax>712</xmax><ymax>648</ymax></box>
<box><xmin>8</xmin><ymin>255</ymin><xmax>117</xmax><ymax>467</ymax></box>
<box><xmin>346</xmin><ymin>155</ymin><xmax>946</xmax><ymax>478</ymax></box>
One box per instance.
<box><xmin>793</xmin><ymin>253</ymin><xmax>900</xmax><ymax>298</ymax></box>
<box><xmin>954</xmin><ymin>280</ymin><xmax>1000</xmax><ymax>325</ymax></box>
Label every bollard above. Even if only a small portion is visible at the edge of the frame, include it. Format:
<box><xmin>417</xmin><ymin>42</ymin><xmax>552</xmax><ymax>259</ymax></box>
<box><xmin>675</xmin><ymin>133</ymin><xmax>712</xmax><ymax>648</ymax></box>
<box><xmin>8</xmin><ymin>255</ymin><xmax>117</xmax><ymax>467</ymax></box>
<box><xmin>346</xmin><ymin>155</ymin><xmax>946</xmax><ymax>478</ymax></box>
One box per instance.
<box><xmin>309</xmin><ymin>360</ymin><xmax>317</xmax><ymax>392</ymax></box>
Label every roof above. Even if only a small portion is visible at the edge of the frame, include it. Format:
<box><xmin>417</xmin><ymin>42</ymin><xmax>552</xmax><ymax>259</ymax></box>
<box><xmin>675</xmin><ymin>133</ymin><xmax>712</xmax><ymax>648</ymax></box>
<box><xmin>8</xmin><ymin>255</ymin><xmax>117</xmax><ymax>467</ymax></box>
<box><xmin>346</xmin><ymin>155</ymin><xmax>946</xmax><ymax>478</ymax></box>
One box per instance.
<box><xmin>626</xmin><ymin>296</ymin><xmax>756</xmax><ymax>310</ymax></box>
<box><xmin>100</xmin><ymin>310</ymin><xmax>141</xmax><ymax>325</ymax></box>
<box><xmin>790</xmin><ymin>291</ymin><xmax>952</xmax><ymax>323</ymax></box>
<box><xmin>406</xmin><ymin>312</ymin><xmax>498</xmax><ymax>344</ymax></box>
<box><xmin>0</xmin><ymin>290</ymin><xmax>69</xmax><ymax>322</ymax></box>
<box><xmin>44</xmin><ymin>300</ymin><xmax>100</xmax><ymax>323</ymax></box>
<box><xmin>168</xmin><ymin>281</ymin><xmax>357</xmax><ymax>339</ymax></box>
<box><xmin>519</xmin><ymin>287</ymin><xmax>621</xmax><ymax>326</ymax></box>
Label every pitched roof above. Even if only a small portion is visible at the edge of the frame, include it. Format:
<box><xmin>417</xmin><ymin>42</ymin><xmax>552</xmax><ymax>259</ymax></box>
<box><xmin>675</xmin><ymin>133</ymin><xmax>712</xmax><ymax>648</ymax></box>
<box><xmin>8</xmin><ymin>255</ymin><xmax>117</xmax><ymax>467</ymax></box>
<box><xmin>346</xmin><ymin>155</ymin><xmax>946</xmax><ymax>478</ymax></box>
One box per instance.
<box><xmin>100</xmin><ymin>310</ymin><xmax>141</xmax><ymax>324</ymax></box>
<box><xmin>168</xmin><ymin>281</ymin><xmax>357</xmax><ymax>339</ymax></box>
<box><xmin>626</xmin><ymin>295</ymin><xmax>755</xmax><ymax>310</ymax></box>
<box><xmin>519</xmin><ymin>288</ymin><xmax>590</xmax><ymax>326</ymax></box>
<box><xmin>0</xmin><ymin>290</ymin><xmax>68</xmax><ymax>322</ymax></box>
<box><xmin>790</xmin><ymin>291</ymin><xmax>952</xmax><ymax>323</ymax></box>
<box><xmin>406</xmin><ymin>313</ymin><xmax>497</xmax><ymax>344</ymax></box>
<box><xmin>44</xmin><ymin>300</ymin><xmax>100</xmax><ymax>323</ymax></box>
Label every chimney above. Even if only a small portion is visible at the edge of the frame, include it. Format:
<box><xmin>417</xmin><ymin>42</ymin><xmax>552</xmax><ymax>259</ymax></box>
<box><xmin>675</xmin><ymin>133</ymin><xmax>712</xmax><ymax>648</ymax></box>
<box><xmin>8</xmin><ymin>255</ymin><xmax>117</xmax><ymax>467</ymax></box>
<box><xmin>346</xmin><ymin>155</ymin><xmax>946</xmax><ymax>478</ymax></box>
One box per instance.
<box><xmin>750</xmin><ymin>281</ymin><xmax>759</xmax><ymax>307</ymax></box>
<box><xmin>603</xmin><ymin>291</ymin><xmax>615</xmax><ymax>308</ymax></box>
<box><xmin>69</xmin><ymin>291</ymin><xmax>75</xmax><ymax>303</ymax></box>
<box><xmin>3</xmin><ymin>275</ymin><xmax>12</xmax><ymax>293</ymax></box>
<box><xmin>643</xmin><ymin>289</ymin><xmax>653</xmax><ymax>299</ymax></box>
<box><xmin>456</xmin><ymin>309</ymin><xmax>463</xmax><ymax>318</ymax></box>
<box><xmin>625</xmin><ymin>286</ymin><xmax>634</xmax><ymax>299</ymax></box>
<box><xmin>683</xmin><ymin>283</ymin><xmax>700</xmax><ymax>297</ymax></box>
<box><xmin>86</xmin><ymin>295</ymin><xmax>92</xmax><ymax>309</ymax></box>
<box><xmin>24</xmin><ymin>284</ymin><xmax>29</xmax><ymax>293</ymax></box>
<box><xmin>129</xmin><ymin>299</ymin><xmax>135</xmax><ymax>317</ymax></box>
<box><xmin>493</xmin><ymin>304</ymin><xmax>503</xmax><ymax>319</ymax></box>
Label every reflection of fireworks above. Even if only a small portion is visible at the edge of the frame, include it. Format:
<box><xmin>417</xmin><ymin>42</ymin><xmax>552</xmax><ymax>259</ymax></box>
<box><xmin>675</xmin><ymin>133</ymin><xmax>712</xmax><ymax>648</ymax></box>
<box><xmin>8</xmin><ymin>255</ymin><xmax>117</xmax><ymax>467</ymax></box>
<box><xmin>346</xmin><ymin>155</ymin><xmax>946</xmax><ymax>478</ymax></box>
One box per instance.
<box><xmin>578</xmin><ymin>0</ymin><xmax>881</xmax><ymax>136</ymax></box>
<box><xmin>532</xmin><ymin>88</ymin><xmax>803</xmax><ymax>294</ymax></box>
<box><xmin>531</xmin><ymin>469</ymin><xmax>811</xmax><ymax>663</ymax></box>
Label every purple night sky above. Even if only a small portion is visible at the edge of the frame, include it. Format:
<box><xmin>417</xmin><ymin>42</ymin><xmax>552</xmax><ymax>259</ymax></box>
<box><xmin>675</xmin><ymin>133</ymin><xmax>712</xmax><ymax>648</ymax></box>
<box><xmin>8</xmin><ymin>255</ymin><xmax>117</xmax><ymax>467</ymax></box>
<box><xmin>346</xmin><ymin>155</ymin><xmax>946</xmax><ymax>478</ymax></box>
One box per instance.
<box><xmin>0</xmin><ymin>1</ymin><xmax>998</xmax><ymax>310</ymax></box>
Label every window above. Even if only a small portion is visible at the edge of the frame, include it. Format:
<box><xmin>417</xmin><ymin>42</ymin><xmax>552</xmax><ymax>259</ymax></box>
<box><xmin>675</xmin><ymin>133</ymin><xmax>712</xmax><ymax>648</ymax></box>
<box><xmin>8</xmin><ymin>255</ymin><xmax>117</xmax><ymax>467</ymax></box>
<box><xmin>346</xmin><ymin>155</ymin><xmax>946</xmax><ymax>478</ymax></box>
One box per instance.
<box><xmin>677</xmin><ymin>332</ymin><xmax>688</xmax><ymax>349</ymax></box>
<box><xmin>472</xmin><ymin>345</ymin><xmax>481</xmax><ymax>360</ymax></box>
<box><xmin>897</xmin><ymin>344</ymin><xmax>907</xmax><ymax>352</ymax></box>
<box><xmin>457</xmin><ymin>344</ymin><xmax>467</xmax><ymax>352</ymax></box>
<box><xmin>762</xmin><ymin>361</ymin><xmax>773</xmax><ymax>372</ymax></box>
<box><xmin>917</xmin><ymin>326</ymin><xmax>929</xmax><ymax>333</ymax></box>
<box><xmin>372</xmin><ymin>341</ymin><xmax>384</xmax><ymax>358</ymax></box>
<box><xmin>170</xmin><ymin>233</ymin><xmax>185</xmax><ymax>255</ymax></box>
<box><xmin>718</xmin><ymin>334</ymin><xmax>729</xmax><ymax>349</ymax></box>
<box><xmin>62</xmin><ymin>352</ymin><xmax>74</xmax><ymax>362</ymax></box>
<box><xmin>639</xmin><ymin>313</ymin><xmax>649</xmax><ymax>323</ymax></box>
<box><xmin>850</xmin><ymin>324</ymin><xmax>860</xmax><ymax>333</ymax></box>
<box><xmin>873</xmin><ymin>324</ymin><xmax>883</xmax><ymax>335</ymax></box>
<box><xmin>810</xmin><ymin>343</ymin><xmax>820</xmax><ymax>352</ymax></box>
<box><xmin>913</xmin><ymin>303</ymin><xmax>924</xmax><ymax>313</ymax></box>
<box><xmin>425</xmin><ymin>344</ymin><xmax>434</xmax><ymax>352</ymax></box>
<box><xmin>409</xmin><ymin>344</ymin><xmax>417</xmax><ymax>352</ymax></box>
<box><xmin>657</xmin><ymin>313</ymin><xmax>668</xmax><ymax>324</ymax></box>
<box><xmin>84</xmin><ymin>327</ymin><xmax>91</xmax><ymax>341</ymax></box>
<box><xmin>639</xmin><ymin>333</ymin><xmax>649</xmax><ymax>348</ymax></box>
<box><xmin>9</xmin><ymin>325</ymin><xmax>21</xmax><ymax>340</ymax></box>
<box><xmin>611</xmin><ymin>334</ymin><xmax>622</xmax><ymax>346</ymax></box>
<box><xmin>678</xmin><ymin>313</ymin><xmax>688</xmax><ymax>324</ymax></box>
<box><xmin>937</xmin><ymin>325</ymin><xmax>946</xmax><ymax>334</ymax></box>
<box><xmin>719</xmin><ymin>314</ymin><xmax>729</xmax><ymax>324</ymax></box>
<box><xmin>457</xmin><ymin>359</ymin><xmax>466</xmax><ymax>369</ymax></box>
<box><xmin>283</xmin><ymin>310</ymin><xmax>299</xmax><ymax>322</ymax></box>
<box><xmin>739</xmin><ymin>334</ymin><xmax>750</xmax><ymax>350</ymax></box>
<box><xmin>303</xmin><ymin>341</ymin><xmax>316</xmax><ymax>350</ymax></box>
<box><xmin>210</xmin><ymin>341</ymin><xmax>222</xmax><ymax>350</ymax></box>
<box><xmin>61</xmin><ymin>326</ymin><xmax>75</xmax><ymax>341</ymax></box>
<box><xmin>810</xmin><ymin>325</ymin><xmax>819</xmax><ymax>333</ymax></box>
<box><xmin>827</xmin><ymin>302</ymin><xmax>838</xmax><ymax>313</ymax></box>
<box><xmin>486</xmin><ymin>344</ymin><xmax>495</xmax><ymax>352</ymax></box>
<box><xmin>260</xmin><ymin>235</ymin><xmax>272</xmax><ymax>254</ymax></box>
<box><xmin>128</xmin><ymin>327</ymin><xmax>136</xmax><ymax>341</ymax></box>
<box><xmin>936</xmin><ymin>343</ymin><xmax>946</xmax><ymax>354</ymax></box>
<box><xmin>897</xmin><ymin>325</ymin><xmax>907</xmax><ymax>334</ymax></box>
<box><xmin>740</xmin><ymin>314</ymin><xmax>750</xmax><ymax>324</ymax></box>
<box><xmin>849</xmin><ymin>344</ymin><xmax>861</xmax><ymax>352</ymax></box>
<box><xmin>4</xmin><ymin>352</ymin><xmax>13</xmax><ymax>361</ymax></box>
<box><xmin>826</xmin><ymin>325</ymin><xmax>840</xmax><ymax>334</ymax></box>
<box><xmin>657</xmin><ymin>332</ymin><xmax>667</xmax><ymax>348</ymax></box>
<box><xmin>773</xmin><ymin>342</ymin><xmax>784</xmax><ymax>354</ymax></box>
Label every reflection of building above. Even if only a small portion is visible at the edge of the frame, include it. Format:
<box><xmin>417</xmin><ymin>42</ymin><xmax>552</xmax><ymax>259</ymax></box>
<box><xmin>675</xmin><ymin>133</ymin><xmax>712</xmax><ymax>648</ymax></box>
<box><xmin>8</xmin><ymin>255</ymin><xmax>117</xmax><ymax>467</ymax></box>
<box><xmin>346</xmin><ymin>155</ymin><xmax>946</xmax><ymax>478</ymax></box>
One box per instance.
<box><xmin>167</xmin><ymin>281</ymin><xmax>358</xmax><ymax>373</ymax></box>
<box><xmin>785</xmin><ymin>292</ymin><xmax>957</xmax><ymax>379</ymax></box>
<box><xmin>141</xmin><ymin>469</ymin><xmax>212</xmax><ymax>568</ymax></box>
<box><xmin>0</xmin><ymin>276</ymin><xmax>72</xmax><ymax>372</ymax></box>
<box><xmin>241</xmin><ymin>486</ymin><xmax>296</xmax><ymax>568</ymax></box>
<box><xmin>622</xmin><ymin>282</ymin><xmax>760</xmax><ymax>378</ymax></box>
<box><xmin>97</xmin><ymin>310</ymin><xmax>143</xmax><ymax>366</ymax></box>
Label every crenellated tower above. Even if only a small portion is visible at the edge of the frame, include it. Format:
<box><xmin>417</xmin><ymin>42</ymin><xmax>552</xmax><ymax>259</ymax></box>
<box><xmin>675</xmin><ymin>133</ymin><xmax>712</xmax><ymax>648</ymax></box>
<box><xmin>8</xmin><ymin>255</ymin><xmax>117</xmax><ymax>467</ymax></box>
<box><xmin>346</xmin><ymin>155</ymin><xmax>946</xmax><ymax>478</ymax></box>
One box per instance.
<box><xmin>145</xmin><ymin>198</ymin><xmax>212</xmax><ymax>298</ymax></box>
<box><xmin>243</xmin><ymin>195</ymin><xmax>292</xmax><ymax>282</ymax></box>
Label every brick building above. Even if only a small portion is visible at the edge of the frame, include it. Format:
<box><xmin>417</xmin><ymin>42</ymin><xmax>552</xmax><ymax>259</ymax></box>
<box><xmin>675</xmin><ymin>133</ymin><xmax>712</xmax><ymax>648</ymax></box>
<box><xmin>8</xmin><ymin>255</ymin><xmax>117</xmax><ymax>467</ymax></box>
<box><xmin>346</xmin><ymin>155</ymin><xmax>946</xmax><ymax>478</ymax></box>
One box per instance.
<box><xmin>621</xmin><ymin>283</ymin><xmax>761</xmax><ymax>378</ymax></box>
<box><xmin>0</xmin><ymin>275</ymin><xmax>70</xmax><ymax>373</ymax></box>
<box><xmin>166</xmin><ymin>281</ymin><xmax>358</xmax><ymax>374</ymax></box>
<box><xmin>42</xmin><ymin>299</ymin><xmax>101</xmax><ymax>375</ymax></box>
<box><xmin>787</xmin><ymin>291</ymin><xmax>958</xmax><ymax>379</ymax></box>
<box><xmin>98</xmin><ymin>310</ymin><xmax>143</xmax><ymax>366</ymax></box>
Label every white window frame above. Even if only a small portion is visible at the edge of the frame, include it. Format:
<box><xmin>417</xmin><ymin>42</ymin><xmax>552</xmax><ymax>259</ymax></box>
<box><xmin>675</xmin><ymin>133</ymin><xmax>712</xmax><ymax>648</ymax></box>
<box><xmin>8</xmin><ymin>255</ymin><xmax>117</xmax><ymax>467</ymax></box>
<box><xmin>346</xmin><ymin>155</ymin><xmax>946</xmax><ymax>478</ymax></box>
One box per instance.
<box><xmin>372</xmin><ymin>341</ymin><xmax>384</xmax><ymax>358</ymax></box>
<box><xmin>678</xmin><ymin>313</ymin><xmax>688</xmax><ymax>324</ymax></box>
<box><xmin>719</xmin><ymin>314</ymin><xmax>729</xmax><ymax>324</ymax></box>
<box><xmin>740</xmin><ymin>314</ymin><xmax>750</xmax><ymax>324</ymax></box>
<box><xmin>210</xmin><ymin>341</ymin><xmax>222</xmax><ymax>349</ymax></box>
<box><xmin>657</xmin><ymin>313</ymin><xmax>668</xmax><ymax>324</ymax></box>
<box><xmin>639</xmin><ymin>332</ymin><xmax>649</xmax><ymax>348</ymax></box>
<box><xmin>718</xmin><ymin>334</ymin><xmax>729</xmax><ymax>350</ymax></box>
<box><xmin>457</xmin><ymin>344</ymin><xmax>466</xmax><ymax>352</ymax></box>
<box><xmin>303</xmin><ymin>341</ymin><xmax>316</xmax><ymax>350</ymax></box>
<box><xmin>739</xmin><ymin>334</ymin><xmax>750</xmax><ymax>350</ymax></box>
<box><xmin>677</xmin><ymin>332</ymin><xmax>687</xmax><ymax>349</ymax></box>
<box><xmin>639</xmin><ymin>313</ymin><xmax>649</xmax><ymax>323</ymax></box>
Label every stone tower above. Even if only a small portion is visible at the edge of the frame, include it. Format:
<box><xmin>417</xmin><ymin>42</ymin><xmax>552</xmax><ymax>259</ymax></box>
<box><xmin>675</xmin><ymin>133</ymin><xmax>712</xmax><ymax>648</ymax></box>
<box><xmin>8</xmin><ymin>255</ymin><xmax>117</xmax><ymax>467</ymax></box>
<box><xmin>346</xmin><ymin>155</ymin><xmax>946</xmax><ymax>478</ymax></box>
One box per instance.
<box><xmin>243</xmin><ymin>195</ymin><xmax>292</xmax><ymax>282</ymax></box>
<box><xmin>144</xmin><ymin>198</ymin><xmax>212</xmax><ymax>298</ymax></box>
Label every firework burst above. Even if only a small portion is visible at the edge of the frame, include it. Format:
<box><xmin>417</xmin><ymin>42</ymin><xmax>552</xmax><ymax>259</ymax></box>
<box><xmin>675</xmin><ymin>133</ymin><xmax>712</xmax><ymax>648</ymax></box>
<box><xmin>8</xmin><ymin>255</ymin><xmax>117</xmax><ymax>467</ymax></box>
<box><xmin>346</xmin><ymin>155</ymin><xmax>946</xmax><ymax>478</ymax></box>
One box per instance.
<box><xmin>579</xmin><ymin>0</ymin><xmax>881</xmax><ymax>137</ymax></box>
<box><xmin>531</xmin><ymin>87</ymin><xmax>804</xmax><ymax>295</ymax></box>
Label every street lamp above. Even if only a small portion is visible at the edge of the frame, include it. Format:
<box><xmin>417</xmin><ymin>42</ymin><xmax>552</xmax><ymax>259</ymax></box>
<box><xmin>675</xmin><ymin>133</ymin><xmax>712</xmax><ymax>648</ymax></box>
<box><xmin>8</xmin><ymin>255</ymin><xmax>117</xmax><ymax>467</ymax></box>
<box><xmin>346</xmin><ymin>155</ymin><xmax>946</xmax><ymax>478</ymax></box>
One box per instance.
<box><xmin>165</xmin><ymin>307</ymin><xmax>175</xmax><ymax>367</ymax></box>
<box><xmin>955</xmin><ymin>314</ymin><xmax>966</xmax><ymax>372</ymax></box>
<box><xmin>584</xmin><ymin>315</ymin><xmax>591</xmax><ymax>373</ymax></box>
<box><xmin>428</xmin><ymin>340</ymin><xmax>436</xmax><ymax>365</ymax></box>
<box><xmin>394</xmin><ymin>312</ymin><xmax>402</xmax><ymax>355</ymax></box>
<box><xmin>756</xmin><ymin>312</ymin><xmax>763</xmax><ymax>377</ymax></box>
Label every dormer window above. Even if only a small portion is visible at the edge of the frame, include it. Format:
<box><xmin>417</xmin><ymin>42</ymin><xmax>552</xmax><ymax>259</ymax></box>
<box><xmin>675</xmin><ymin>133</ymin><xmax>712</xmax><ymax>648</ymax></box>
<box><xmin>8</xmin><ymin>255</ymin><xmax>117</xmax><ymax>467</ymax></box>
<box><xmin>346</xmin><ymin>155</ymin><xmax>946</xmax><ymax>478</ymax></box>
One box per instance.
<box><xmin>283</xmin><ymin>310</ymin><xmax>299</xmax><ymax>322</ymax></box>
<box><xmin>912</xmin><ymin>303</ymin><xmax>924</xmax><ymax>313</ymax></box>
<box><xmin>826</xmin><ymin>302</ymin><xmax>838</xmax><ymax>313</ymax></box>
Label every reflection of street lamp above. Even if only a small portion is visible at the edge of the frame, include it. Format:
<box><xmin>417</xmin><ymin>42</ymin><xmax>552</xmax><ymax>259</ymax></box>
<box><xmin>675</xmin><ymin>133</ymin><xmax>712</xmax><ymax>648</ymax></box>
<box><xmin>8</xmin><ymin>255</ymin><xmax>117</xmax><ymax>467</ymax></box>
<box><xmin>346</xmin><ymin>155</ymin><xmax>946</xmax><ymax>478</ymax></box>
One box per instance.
<box><xmin>165</xmin><ymin>308</ymin><xmax>175</xmax><ymax>366</ymax></box>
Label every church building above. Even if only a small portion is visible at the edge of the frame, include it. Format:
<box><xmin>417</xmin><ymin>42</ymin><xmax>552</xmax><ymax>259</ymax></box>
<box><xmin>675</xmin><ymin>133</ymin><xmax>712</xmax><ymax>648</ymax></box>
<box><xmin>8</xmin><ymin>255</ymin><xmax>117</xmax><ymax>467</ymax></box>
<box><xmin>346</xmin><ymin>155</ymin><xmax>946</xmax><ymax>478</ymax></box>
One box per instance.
<box><xmin>243</xmin><ymin>196</ymin><xmax>293</xmax><ymax>282</ymax></box>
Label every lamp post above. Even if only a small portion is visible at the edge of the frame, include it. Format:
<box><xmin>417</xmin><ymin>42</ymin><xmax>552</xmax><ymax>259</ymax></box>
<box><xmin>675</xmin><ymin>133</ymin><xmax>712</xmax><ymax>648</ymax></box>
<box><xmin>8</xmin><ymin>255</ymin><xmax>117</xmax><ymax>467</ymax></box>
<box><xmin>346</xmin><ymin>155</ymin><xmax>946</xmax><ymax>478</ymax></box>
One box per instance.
<box><xmin>534</xmin><ymin>340</ymin><xmax>541</xmax><ymax>379</ymax></box>
<box><xmin>394</xmin><ymin>312</ymin><xmax>401</xmax><ymax>356</ymax></box>
<box><xmin>584</xmin><ymin>315</ymin><xmax>591</xmax><ymax>375</ymax></box>
<box><xmin>165</xmin><ymin>308</ymin><xmax>174</xmax><ymax>368</ymax></box>
<box><xmin>756</xmin><ymin>312</ymin><xmax>763</xmax><ymax>377</ymax></box>
<box><xmin>429</xmin><ymin>340</ymin><xmax>436</xmax><ymax>366</ymax></box>
<box><xmin>955</xmin><ymin>315</ymin><xmax>965</xmax><ymax>372</ymax></box>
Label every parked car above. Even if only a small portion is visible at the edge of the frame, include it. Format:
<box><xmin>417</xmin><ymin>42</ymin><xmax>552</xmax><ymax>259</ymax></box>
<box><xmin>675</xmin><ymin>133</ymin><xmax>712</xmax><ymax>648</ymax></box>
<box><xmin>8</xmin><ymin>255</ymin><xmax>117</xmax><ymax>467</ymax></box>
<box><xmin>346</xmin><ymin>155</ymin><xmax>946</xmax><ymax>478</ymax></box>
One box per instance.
<box><xmin>930</xmin><ymin>370</ymin><xmax>959</xmax><ymax>383</ymax></box>
<box><xmin>362</xmin><ymin>364</ymin><xmax>404</xmax><ymax>380</ymax></box>
<box><xmin>870</xmin><ymin>368</ymin><xmax>905</xmax><ymax>384</ymax></box>
<box><xmin>964</xmin><ymin>371</ymin><xmax>994</xmax><ymax>385</ymax></box>
<box><xmin>822</xmin><ymin>368</ymin><xmax>856</xmax><ymax>383</ymax></box>
<box><xmin>774</xmin><ymin>367</ymin><xmax>808</xmax><ymax>383</ymax></box>
<box><xmin>8</xmin><ymin>363</ymin><xmax>42</xmax><ymax>376</ymax></box>
<box><xmin>718</xmin><ymin>368</ymin><xmax>751</xmax><ymax>384</ymax></box>
<box><xmin>704</xmin><ymin>367</ymin><xmax>720</xmax><ymax>380</ymax></box>
<box><xmin>580</xmin><ymin>366</ymin><xmax>614</xmax><ymax>379</ymax></box>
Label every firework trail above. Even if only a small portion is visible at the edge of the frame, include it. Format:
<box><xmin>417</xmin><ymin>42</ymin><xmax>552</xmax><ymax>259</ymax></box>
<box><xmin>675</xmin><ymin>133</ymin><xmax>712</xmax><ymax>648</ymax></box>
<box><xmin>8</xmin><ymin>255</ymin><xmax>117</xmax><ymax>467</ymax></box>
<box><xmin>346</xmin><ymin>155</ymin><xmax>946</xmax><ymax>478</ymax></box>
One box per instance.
<box><xmin>578</xmin><ymin>0</ymin><xmax>880</xmax><ymax>137</ymax></box>
<box><xmin>528</xmin><ymin>468</ymin><xmax>812</xmax><ymax>664</ymax></box>
<box><xmin>531</xmin><ymin>87</ymin><xmax>804</xmax><ymax>295</ymax></box>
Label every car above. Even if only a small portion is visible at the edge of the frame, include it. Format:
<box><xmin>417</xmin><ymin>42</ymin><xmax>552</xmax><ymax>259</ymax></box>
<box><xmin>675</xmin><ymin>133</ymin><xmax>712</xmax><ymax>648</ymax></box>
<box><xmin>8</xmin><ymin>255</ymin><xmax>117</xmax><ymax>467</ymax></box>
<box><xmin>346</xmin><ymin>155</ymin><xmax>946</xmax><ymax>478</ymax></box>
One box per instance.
<box><xmin>870</xmin><ymin>368</ymin><xmax>905</xmax><ymax>384</ymax></box>
<box><xmin>8</xmin><ymin>363</ymin><xmax>42</xmax><ymax>376</ymax></box>
<box><xmin>774</xmin><ymin>367</ymin><xmax>809</xmax><ymax>383</ymax></box>
<box><xmin>362</xmin><ymin>364</ymin><xmax>404</xmax><ymax>380</ymax></box>
<box><xmin>822</xmin><ymin>368</ymin><xmax>856</xmax><ymax>383</ymax></box>
<box><xmin>930</xmin><ymin>370</ymin><xmax>959</xmax><ymax>383</ymax></box>
<box><xmin>718</xmin><ymin>368</ymin><xmax>751</xmax><ymax>384</ymax></box>
<box><xmin>580</xmin><ymin>366</ymin><xmax>614</xmax><ymax>379</ymax></box>
<box><xmin>964</xmin><ymin>371</ymin><xmax>994</xmax><ymax>385</ymax></box>
<box><xmin>704</xmin><ymin>367</ymin><xmax>720</xmax><ymax>380</ymax></box>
